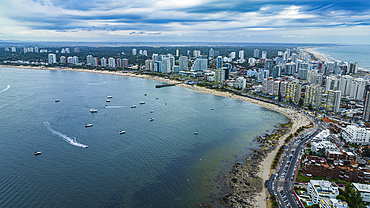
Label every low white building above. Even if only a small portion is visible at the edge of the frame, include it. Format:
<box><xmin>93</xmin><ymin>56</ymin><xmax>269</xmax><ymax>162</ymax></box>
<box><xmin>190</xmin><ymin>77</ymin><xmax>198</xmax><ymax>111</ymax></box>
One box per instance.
<box><xmin>319</xmin><ymin>198</ymin><xmax>348</xmax><ymax>208</ymax></box>
<box><xmin>307</xmin><ymin>180</ymin><xmax>339</xmax><ymax>204</ymax></box>
<box><xmin>236</xmin><ymin>77</ymin><xmax>246</xmax><ymax>90</ymax></box>
<box><xmin>342</xmin><ymin>125</ymin><xmax>370</xmax><ymax>145</ymax></box>
<box><xmin>352</xmin><ymin>183</ymin><xmax>370</xmax><ymax>203</ymax></box>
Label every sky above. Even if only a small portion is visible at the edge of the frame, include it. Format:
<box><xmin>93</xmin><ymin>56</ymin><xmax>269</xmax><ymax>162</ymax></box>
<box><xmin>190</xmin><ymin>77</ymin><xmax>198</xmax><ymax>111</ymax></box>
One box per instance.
<box><xmin>0</xmin><ymin>0</ymin><xmax>369</xmax><ymax>44</ymax></box>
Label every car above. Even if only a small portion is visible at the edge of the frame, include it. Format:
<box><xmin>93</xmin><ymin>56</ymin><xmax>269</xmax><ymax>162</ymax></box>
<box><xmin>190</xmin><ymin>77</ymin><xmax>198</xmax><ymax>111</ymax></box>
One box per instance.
<box><xmin>285</xmin><ymin>180</ymin><xmax>287</xmax><ymax>183</ymax></box>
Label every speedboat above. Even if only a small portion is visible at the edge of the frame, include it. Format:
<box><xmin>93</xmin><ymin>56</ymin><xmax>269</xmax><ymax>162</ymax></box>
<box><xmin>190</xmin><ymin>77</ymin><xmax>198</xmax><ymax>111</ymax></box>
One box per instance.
<box><xmin>34</xmin><ymin>151</ymin><xmax>41</xmax><ymax>155</ymax></box>
<box><xmin>85</xmin><ymin>124</ymin><xmax>93</xmax><ymax>127</ymax></box>
<box><xmin>119</xmin><ymin>131</ymin><xmax>126</xmax><ymax>134</ymax></box>
<box><xmin>90</xmin><ymin>108</ymin><xmax>97</xmax><ymax>113</ymax></box>
<box><xmin>139</xmin><ymin>101</ymin><xmax>145</xmax><ymax>104</ymax></box>
<box><xmin>106</xmin><ymin>99</ymin><xmax>111</xmax><ymax>102</ymax></box>
<box><xmin>55</xmin><ymin>99</ymin><xmax>60</xmax><ymax>102</ymax></box>
<box><xmin>150</xmin><ymin>110</ymin><xmax>154</xmax><ymax>113</ymax></box>
<box><xmin>130</xmin><ymin>105</ymin><xmax>136</xmax><ymax>108</ymax></box>
<box><xmin>149</xmin><ymin>118</ymin><xmax>154</xmax><ymax>121</ymax></box>
<box><xmin>107</xmin><ymin>96</ymin><xmax>113</xmax><ymax>98</ymax></box>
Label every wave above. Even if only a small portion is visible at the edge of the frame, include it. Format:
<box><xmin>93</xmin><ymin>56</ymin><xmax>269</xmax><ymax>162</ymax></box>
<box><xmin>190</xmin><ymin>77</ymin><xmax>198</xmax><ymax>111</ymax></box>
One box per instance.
<box><xmin>0</xmin><ymin>85</ymin><xmax>10</xmax><ymax>94</ymax></box>
<box><xmin>43</xmin><ymin>122</ymin><xmax>88</xmax><ymax>148</ymax></box>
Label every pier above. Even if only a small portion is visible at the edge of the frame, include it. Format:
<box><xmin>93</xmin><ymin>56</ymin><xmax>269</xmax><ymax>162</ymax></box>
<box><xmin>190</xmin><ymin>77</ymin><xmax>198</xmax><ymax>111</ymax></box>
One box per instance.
<box><xmin>155</xmin><ymin>84</ymin><xmax>177</xmax><ymax>88</ymax></box>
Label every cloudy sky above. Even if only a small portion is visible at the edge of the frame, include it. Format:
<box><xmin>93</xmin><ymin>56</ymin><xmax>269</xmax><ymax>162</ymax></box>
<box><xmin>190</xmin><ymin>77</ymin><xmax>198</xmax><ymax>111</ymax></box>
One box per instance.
<box><xmin>0</xmin><ymin>0</ymin><xmax>369</xmax><ymax>44</ymax></box>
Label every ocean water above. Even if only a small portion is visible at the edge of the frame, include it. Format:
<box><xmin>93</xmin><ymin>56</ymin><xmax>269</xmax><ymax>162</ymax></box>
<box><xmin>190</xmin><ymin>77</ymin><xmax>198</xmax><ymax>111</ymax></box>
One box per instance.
<box><xmin>314</xmin><ymin>45</ymin><xmax>370</xmax><ymax>71</ymax></box>
<box><xmin>0</xmin><ymin>67</ymin><xmax>288</xmax><ymax>207</ymax></box>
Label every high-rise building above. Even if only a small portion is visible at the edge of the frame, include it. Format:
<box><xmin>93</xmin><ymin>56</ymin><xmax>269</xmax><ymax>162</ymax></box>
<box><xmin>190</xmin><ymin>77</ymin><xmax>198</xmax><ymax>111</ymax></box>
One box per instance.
<box><xmin>215</xmin><ymin>68</ymin><xmax>225</xmax><ymax>83</ymax></box>
<box><xmin>216</xmin><ymin>56</ymin><xmax>223</xmax><ymax>69</ymax></box>
<box><xmin>161</xmin><ymin>57</ymin><xmax>171</xmax><ymax>73</ymax></box>
<box><xmin>176</xmin><ymin>49</ymin><xmax>179</xmax><ymax>57</ymax></box>
<box><xmin>209</xmin><ymin>48</ymin><xmax>214</xmax><ymax>58</ymax></box>
<box><xmin>143</xmin><ymin>50</ymin><xmax>148</xmax><ymax>56</ymax></box>
<box><xmin>122</xmin><ymin>59</ymin><xmax>128</xmax><ymax>68</ymax></box>
<box><xmin>93</xmin><ymin>58</ymin><xmax>99</xmax><ymax>67</ymax></box>
<box><xmin>285</xmin><ymin>62</ymin><xmax>296</xmax><ymax>75</ymax></box>
<box><xmin>307</xmin><ymin>70</ymin><xmax>323</xmax><ymax>86</ymax></box>
<box><xmin>72</xmin><ymin>56</ymin><xmax>79</xmax><ymax>64</ymax></box>
<box><xmin>264</xmin><ymin>59</ymin><xmax>273</xmax><ymax>74</ymax></box>
<box><xmin>304</xmin><ymin>84</ymin><xmax>323</xmax><ymax>109</ymax></box>
<box><xmin>236</xmin><ymin>77</ymin><xmax>246</xmax><ymax>90</ymax></box>
<box><xmin>349</xmin><ymin>62</ymin><xmax>358</xmax><ymax>74</ymax></box>
<box><xmin>172</xmin><ymin>65</ymin><xmax>180</xmax><ymax>73</ymax></box>
<box><xmin>139</xmin><ymin>50</ymin><xmax>143</xmax><ymax>55</ymax></box>
<box><xmin>325</xmin><ymin>90</ymin><xmax>342</xmax><ymax>112</ymax></box>
<box><xmin>261</xmin><ymin>51</ymin><xmax>267</xmax><ymax>59</ymax></box>
<box><xmin>11</xmin><ymin>47</ymin><xmax>16</xmax><ymax>52</ymax></box>
<box><xmin>325</xmin><ymin>76</ymin><xmax>340</xmax><ymax>93</ymax></box>
<box><xmin>339</xmin><ymin>75</ymin><xmax>353</xmax><ymax>96</ymax></box>
<box><xmin>193</xmin><ymin>58</ymin><xmax>208</xmax><ymax>71</ymax></box>
<box><xmin>116</xmin><ymin>58</ymin><xmax>122</xmax><ymax>68</ymax></box>
<box><xmin>286</xmin><ymin>80</ymin><xmax>301</xmax><ymax>103</ymax></box>
<box><xmin>154</xmin><ymin>61</ymin><xmax>161</xmax><ymax>72</ymax></box>
<box><xmin>272</xmin><ymin>66</ymin><xmax>281</xmax><ymax>78</ymax></box>
<box><xmin>60</xmin><ymin>56</ymin><xmax>66</xmax><ymax>64</ymax></box>
<box><xmin>132</xmin><ymin>48</ymin><xmax>137</xmax><ymax>55</ymax></box>
<box><xmin>179</xmin><ymin>56</ymin><xmax>188</xmax><ymax>71</ymax></box>
<box><xmin>253</xmin><ymin>49</ymin><xmax>259</xmax><ymax>58</ymax></box>
<box><xmin>4</xmin><ymin>47</ymin><xmax>9</xmax><ymax>52</ymax></box>
<box><xmin>73</xmin><ymin>47</ymin><xmax>80</xmax><ymax>53</ymax></box>
<box><xmin>86</xmin><ymin>55</ymin><xmax>94</xmax><ymax>66</ymax></box>
<box><xmin>101</xmin><ymin>57</ymin><xmax>107</xmax><ymax>67</ymax></box>
<box><xmin>67</xmin><ymin>56</ymin><xmax>73</xmax><ymax>64</ymax></box>
<box><xmin>363</xmin><ymin>85</ymin><xmax>370</xmax><ymax>122</ymax></box>
<box><xmin>193</xmin><ymin>50</ymin><xmax>201</xmax><ymax>57</ymax></box>
<box><xmin>350</xmin><ymin>78</ymin><xmax>367</xmax><ymax>100</ymax></box>
<box><xmin>145</xmin><ymin>60</ymin><xmax>153</xmax><ymax>71</ymax></box>
<box><xmin>229</xmin><ymin>52</ymin><xmax>236</xmax><ymax>59</ymax></box>
<box><xmin>108</xmin><ymin>57</ymin><xmax>115</xmax><ymax>68</ymax></box>
<box><xmin>48</xmin><ymin>53</ymin><xmax>56</xmax><ymax>64</ymax></box>
<box><xmin>239</xmin><ymin>50</ymin><xmax>244</xmax><ymax>59</ymax></box>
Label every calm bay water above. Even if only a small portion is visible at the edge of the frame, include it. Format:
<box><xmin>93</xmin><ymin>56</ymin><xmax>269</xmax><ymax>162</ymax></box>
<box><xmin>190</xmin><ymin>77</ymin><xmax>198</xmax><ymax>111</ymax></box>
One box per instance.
<box><xmin>315</xmin><ymin>45</ymin><xmax>370</xmax><ymax>71</ymax></box>
<box><xmin>0</xmin><ymin>67</ymin><xmax>288</xmax><ymax>207</ymax></box>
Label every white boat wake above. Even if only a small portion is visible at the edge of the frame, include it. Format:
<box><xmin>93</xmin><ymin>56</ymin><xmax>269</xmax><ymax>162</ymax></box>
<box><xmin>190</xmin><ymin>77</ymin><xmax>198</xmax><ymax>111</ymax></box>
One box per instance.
<box><xmin>43</xmin><ymin>122</ymin><xmax>88</xmax><ymax>148</ymax></box>
<box><xmin>0</xmin><ymin>85</ymin><xmax>10</xmax><ymax>94</ymax></box>
<box><xmin>104</xmin><ymin>105</ymin><xmax>126</xmax><ymax>108</ymax></box>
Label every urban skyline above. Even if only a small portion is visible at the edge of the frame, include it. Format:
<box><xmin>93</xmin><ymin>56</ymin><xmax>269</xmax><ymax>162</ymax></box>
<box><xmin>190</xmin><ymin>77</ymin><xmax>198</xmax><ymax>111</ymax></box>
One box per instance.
<box><xmin>0</xmin><ymin>0</ymin><xmax>369</xmax><ymax>44</ymax></box>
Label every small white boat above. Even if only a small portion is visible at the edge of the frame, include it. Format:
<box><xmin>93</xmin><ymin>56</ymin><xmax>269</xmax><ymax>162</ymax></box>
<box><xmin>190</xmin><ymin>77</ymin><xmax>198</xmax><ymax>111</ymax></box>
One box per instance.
<box><xmin>139</xmin><ymin>101</ymin><xmax>145</xmax><ymax>104</ymax></box>
<box><xmin>156</xmin><ymin>97</ymin><xmax>159</xmax><ymax>100</ymax></box>
<box><xmin>150</xmin><ymin>110</ymin><xmax>154</xmax><ymax>113</ymax></box>
<box><xmin>119</xmin><ymin>131</ymin><xmax>126</xmax><ymax>134</ymax></box>
<box><xmin>107</xmin><ymin>96</ymin><xmax>113</xmax><ymax>98</ymax></box>
<box><xmin>90</xmin><ymin>108</ymin><xmax>97</xmax><ymax>113</ymax></box>
<box><xmin>34</xmin><ymin>151</ymin><xmax>41</xmax><ymax>155</ymax></box>
<box><xmin>149</xmin><ymin>118</ymin><xmax>154</xmax><ymax>121</ymax></box>
<box><xmin>194</xmin><ymin>129</ymin><xmax>198</xmax><ymax>135</ymax></box>
<box><xmin>106</xmin><ymin>99</ymin><xmax>111</xmax><ymax>102</ymax></box>
<box><xmin>85</xmin><ymin>124</ymin><xmax>93</xmax><ymax>127</ymax></box>
<box><xmin>130</xmin><ymin>105</ymin><xmax>136</xmax><ymax>108</ymax></box>
<box><xmin>55</xmin><ymin>99</ymin><xmax>60</xmax><ymax>102</ymax></box>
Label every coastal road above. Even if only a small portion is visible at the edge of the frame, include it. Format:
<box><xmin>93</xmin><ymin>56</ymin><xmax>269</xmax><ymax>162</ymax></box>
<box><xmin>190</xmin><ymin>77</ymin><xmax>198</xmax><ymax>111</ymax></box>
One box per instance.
<box><xmin>271</xmin><ymin>128</ymin><xmax>321</xmax><ymax>208</ymax></box>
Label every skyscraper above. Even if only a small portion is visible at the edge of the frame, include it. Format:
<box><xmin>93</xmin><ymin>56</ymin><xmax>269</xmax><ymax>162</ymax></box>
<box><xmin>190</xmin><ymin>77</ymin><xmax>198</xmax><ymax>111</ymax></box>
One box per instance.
<box><xmin>304</xmin><ymin>84</ymin><xmax>323</xmax><ymax>109</ymax></box>
<box><xmin>116</xmin><ymin>58</ymin><xmax>122</xmax><ymax>68</ymax></box>
<box><xmin>86</xmin><ymin>55</ymin><xmax>94</xmax><ymax>66</ymax></box>
<box><xmin>264</xmin><ymin>59</ymin><xmax>273</xmax><ymax>74</ymax></box>
<box><xmin>72</xmin><ymin>56</ymin><xmax>79</xmax><ymax>64</ymax></box>
<box><xmin>209</xmin><ymin>48</ymin><xmax>214</xmax><ymax>58</ymax></box>
<box><xmin>193</xmin><ymin>58</ymin><xmax>208</xmax><ymax>71</ymax></box>
<box><xmin>161</xmin><ymin>57</ymin><xmax>171</xmax><ymax>73</ymax></box>
<box><xmin>261</xmin><ymin>51</ymin><xmax>267</xmax><ymax>59</ymax></box>
<box><xmin>48</xmin><ymin>53</ymin><xmax>56</xmax><ymax>64</ymax></box>
<box><xmin>216</xmin><ymin>56</ymin><xmax>223</xmax><ymax>69</ymax></box>
<box><xmin>101</xmin><ymin>57</ymin><xmax>107</xmax><ymax>67</ymax></box>
<box><xmin>179</xmin><ymin>56</ymin><xmax>188</xmax><ymax>71</ymax></box>
<box><xmin>108</xmin><ymin>57</ymin><xmax>115</xmax><ymax>68</ymax></box>
<box><xmin>253</xmin><ymin>49</ymin><xmax>259</xmax><ymax>58</ymax></box>
<box><xmin>363</xmin><ymin>85</ymin><xmax>370</xmax><ymax>122</ymax></box>
<box><xmin>239</xmin><ymin>50</ymin><xmax>244</xmax><ymax>59</ymax></box>
<box><xmin>325</xmin><ymin>90</ymin><xmax>341</xmax><ymax>112</ymax></box>
<box><xmin>176</xmin><ymin>49</ymin><xmax>179</xmax><ymax>57</ymax></box>
<box><xmin>60</xmin><ymin>56</ymin><xmax>66</xmax><ymax>64</ymax></box>
<box><xmin>349</xmin><ymin>62</ymin><xmax>358</xmax><ymax>74</ymax></box>
<box><xmin>132</xmin><ymin>48</ymin><xmax>137</xmax><ymax>55</ymax></box>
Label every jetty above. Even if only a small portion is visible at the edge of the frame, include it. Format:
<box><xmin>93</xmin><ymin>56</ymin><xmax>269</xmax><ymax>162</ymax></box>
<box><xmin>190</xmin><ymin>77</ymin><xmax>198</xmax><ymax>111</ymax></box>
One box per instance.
<box><xmin>155</xmin><ymin>84</ymin><xmax>177</xmax><ymax>88</ymax></box>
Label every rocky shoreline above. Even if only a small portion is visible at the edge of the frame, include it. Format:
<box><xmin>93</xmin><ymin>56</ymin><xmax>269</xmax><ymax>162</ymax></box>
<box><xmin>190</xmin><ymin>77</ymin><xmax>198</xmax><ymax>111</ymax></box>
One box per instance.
<box><xmin>199</xmin><ymin>122</ymin><xmax>292</xmax><ymax>208</ymax></box>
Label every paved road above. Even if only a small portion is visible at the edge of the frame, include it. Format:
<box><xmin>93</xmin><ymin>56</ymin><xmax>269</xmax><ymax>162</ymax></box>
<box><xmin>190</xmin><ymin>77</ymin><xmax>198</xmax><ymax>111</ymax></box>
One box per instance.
<box><xmin>270</xmin><ymin>128</ymin><xmax>321</xmax><ymax>208</ymax></box>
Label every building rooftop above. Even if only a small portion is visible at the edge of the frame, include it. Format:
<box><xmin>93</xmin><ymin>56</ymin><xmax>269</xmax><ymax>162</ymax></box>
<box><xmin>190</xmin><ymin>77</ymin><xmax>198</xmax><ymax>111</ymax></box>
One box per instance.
<box><xmin>352</xmin><ymin>183</ymin><xmax>370</xmax><ymax>193</ymax></box>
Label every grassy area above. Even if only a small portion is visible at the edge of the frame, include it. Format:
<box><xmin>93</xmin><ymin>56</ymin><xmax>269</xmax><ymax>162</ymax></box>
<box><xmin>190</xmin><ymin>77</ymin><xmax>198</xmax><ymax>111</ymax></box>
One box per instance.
<box><xmin>295</xmin><ymin>170</ymin><xmax>347</xmax><ymax>184</ymax></box>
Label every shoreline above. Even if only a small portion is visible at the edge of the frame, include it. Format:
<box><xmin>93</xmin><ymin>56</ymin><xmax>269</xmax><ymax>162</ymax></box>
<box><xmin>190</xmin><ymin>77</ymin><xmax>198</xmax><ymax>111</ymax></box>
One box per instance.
<box><xmin>0</xmin><ymin>65</ymin><xmax>311</xmax><ymax>207</ymax></box>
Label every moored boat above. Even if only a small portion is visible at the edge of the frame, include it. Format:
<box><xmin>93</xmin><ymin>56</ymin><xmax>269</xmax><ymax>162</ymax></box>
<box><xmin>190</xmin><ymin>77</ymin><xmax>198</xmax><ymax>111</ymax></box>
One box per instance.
<box><xmin>130</xmin><ymin>105</ymin><xmax>136</xmax><ymax>108</ymax></box>
<box><xmin>34</xmin><ymin>151</ymin><xmax>41</xmax><ymax>155</ymax></box>
<box><xmin>90</xmin><ymin>108</ymin><xmax>97</xmax><ymax>113</ymax></box>
<box><xmin>55</xmin><ymin>99</ymin><xmax>60</xmax><ymax>102</ymax></box>
<box><xmin>106</xmin><ymin>99</ymin><xmax>111</xmax><ymax>102</ymax></box>
<box><xmin>150</xmin><ymin>110</ymin><xmax>154</xmax><ymax>113</ymax></box>
<box><xmin>85</xmin><ymin>124</ymin><xmax>93</xmax><ymax>127</ymax></box>
<box><xmin>194</xmin><ymin>128</ymin><xmax>198</xmax><ymax>135</ymax></box>
<box><xmin>107</xmin><ymin>96</ymin><xmax>113</xmax><ymax>98</ymax></box>
<box><xmin>149</xmin><ymin>118</ymin><xmax>154</xmax><ymax>121</ymax></box>
<box><xmin>139</xmin><ymin>101</ymin><xmax>145</xmax><ymax>104</ymax></box>
<box><xmin>119</xmin><ymin>131</ymin><xmax>126</xmax><ymax>134</ymax></box>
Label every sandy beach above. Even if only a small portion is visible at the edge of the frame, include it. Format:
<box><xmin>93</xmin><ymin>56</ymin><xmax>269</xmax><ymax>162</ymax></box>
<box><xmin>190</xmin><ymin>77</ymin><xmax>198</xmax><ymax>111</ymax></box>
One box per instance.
<box><xmin>1</xmin><ymin>65</ymin><xmax>311</xmax><ymax>207</ymax></box>
<box><xmin>303</xmin><ymin>47</ymin><xmax>327</xmax><ymax>62</ymax></box>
